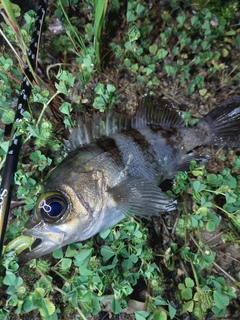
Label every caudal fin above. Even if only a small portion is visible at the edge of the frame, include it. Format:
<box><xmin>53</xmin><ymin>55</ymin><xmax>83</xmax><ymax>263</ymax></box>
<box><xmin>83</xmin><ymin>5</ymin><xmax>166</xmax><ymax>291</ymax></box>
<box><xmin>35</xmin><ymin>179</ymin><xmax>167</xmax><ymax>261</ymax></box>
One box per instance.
<box><xmin>198</xmin><ymin>95</ymin><xmax>240</xmax><ymax>147</ymax></box>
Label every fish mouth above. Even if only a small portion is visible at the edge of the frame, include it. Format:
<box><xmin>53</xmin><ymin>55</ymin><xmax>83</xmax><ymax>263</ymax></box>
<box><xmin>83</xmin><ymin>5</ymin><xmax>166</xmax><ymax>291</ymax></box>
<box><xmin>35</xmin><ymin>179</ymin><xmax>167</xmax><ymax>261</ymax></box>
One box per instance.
<box><xmin>23</xmin><ymin>228</ymin><xmax>65</xmax><ymax>259</ymax></box>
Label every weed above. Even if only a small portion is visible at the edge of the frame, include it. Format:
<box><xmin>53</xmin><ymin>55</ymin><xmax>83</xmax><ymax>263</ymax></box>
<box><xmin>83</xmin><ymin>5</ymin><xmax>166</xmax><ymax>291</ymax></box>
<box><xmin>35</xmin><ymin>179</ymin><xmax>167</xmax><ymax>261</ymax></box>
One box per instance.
<box><xmin>0</xmin><ymin>0</ymin><xmax>239</xmax><ymax>319</ymax></box>
<box><xmin>93</xmin><ymin>83</ymin><xmax>118</xmax><ymax>111</ymax></box>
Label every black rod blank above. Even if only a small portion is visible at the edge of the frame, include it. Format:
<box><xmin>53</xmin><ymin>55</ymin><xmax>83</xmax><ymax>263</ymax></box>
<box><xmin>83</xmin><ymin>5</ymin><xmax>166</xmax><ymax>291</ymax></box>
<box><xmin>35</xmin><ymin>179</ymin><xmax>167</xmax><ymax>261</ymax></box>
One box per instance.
<box><xmin>0</xmin><ymin>0</ymin><xmax>48</xmax><ymax>258</ymax></box>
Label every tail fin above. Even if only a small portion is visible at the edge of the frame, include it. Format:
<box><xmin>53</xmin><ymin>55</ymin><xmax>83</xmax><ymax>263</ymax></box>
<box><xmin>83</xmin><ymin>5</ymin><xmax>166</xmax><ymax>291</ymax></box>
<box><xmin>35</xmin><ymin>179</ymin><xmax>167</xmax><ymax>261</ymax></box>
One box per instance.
<box><xmin>198</xmin><ymin>95</ymin><xmax>240</xmax><ymax>147</ymax></box>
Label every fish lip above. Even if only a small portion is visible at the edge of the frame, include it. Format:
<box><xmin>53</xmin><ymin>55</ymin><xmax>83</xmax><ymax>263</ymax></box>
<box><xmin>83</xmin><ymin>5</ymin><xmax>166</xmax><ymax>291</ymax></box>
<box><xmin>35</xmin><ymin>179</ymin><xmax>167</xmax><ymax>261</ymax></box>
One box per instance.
<box><xmin>23</xmin><ymin>228</ymin><xmax>65</xmax><ymax>259</ymax></box>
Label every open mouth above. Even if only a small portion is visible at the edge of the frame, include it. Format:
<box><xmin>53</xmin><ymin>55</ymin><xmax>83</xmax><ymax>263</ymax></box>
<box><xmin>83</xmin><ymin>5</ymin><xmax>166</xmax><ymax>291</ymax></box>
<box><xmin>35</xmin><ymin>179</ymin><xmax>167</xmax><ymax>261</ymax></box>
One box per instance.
<box><xmin>22</xmin><ymin>229</ymin><xmax>65</xmax><ymax>259</ymax></box>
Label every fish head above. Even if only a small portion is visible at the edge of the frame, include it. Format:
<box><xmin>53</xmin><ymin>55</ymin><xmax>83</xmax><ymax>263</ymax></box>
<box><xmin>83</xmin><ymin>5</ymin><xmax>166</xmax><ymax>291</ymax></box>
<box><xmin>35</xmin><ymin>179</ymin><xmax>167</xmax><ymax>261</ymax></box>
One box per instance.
<box><xmin>24</xmin><ymin>170</ymin><xmax>106</xmax><ymax>258</ymax></box>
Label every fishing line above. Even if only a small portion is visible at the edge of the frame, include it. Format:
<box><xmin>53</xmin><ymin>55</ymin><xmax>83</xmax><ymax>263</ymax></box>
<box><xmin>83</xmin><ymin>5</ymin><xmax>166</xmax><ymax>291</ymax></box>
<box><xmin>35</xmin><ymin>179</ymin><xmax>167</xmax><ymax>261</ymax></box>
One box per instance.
<box><xmin>0</xmin><ymin>0</ymin><xmax>48</xmax><ymax>257</ymax></box>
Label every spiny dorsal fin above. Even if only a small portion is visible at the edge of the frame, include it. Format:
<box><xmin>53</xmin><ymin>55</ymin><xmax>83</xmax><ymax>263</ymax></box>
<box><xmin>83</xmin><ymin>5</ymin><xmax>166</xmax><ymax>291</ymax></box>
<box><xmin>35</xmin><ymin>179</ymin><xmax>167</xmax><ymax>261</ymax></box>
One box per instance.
<box><xmin>67</xmin><ymin>96</ymin><xmax>184</xmax><ymax>150</ymax></box>
<box><xmin>67</xmin><ymin>110</ymin><xmax>133</xmax><ymax>150</ymax></box>
<box><xmin>135</xmin><ymin>95</ymin><xmax>184</xmax><ymax>129</ymax></box>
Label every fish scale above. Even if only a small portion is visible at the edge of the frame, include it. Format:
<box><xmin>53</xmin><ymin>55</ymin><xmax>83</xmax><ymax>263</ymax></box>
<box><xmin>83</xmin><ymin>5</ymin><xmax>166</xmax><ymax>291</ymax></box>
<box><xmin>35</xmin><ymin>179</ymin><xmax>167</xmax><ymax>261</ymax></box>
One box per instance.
<box><xmin>112</xmin><ymin>130</ymin><xmax>158</xmax><ymax>181</ymax></box>
<box><xmin>23</xmin><ymin>95</ymin><xmax>240</xmax><ymax>258</ymax></box>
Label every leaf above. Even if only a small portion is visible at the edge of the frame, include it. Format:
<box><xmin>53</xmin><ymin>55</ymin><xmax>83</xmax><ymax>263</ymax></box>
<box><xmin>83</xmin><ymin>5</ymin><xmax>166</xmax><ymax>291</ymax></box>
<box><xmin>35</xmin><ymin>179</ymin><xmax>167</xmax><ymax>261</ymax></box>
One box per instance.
<box><xmin>0</xmin><ymin>141</ymin><xmax>9</xmax><ymax>153</ymax></box>
<box><xmin>121</xmin><ymin>258</ymin><xmax>133</xmax><ymax>269</ymax></box>
<box><xmin>136</xmin><ymin>4</ymin><xmax>145</xmax><ymax>16</ymax></box>
<box><xmin>203</xmin><ymin>251</ymin><xmax>215</xmax><ymax>264</ymax></box>
<box><xmin>93</xmin><ymin>0</ymin><xmax>108</xmax><ymax>43</ymax></box>
<box><xmin>154</xmin><ymin>297</ymin><xmax>167</xmax><ymax>306</ymax></box>
<box><xmin>81</xmin><ymin>291</ymin><xmax>92</xmax><ymax>302</ymax></box>
<box><xmin>185</xmin><ymin>277</ymin><xmax>195</xmax><ymax>288</ymax></box>
<box><xmin>110</xmin><ymin>298</ymin><xmax>123</xmax><ymax>314</ymax></box>
<box><xmin>191</xmin><ymin>216</ymin><xmax>199</xmax><ymax>227</ymax></box>
<box><xmin>201</xmin><ymin>196</ymin><xmax>212</xmax><ymax>207</ymax></box>
<box><xmin>149</xmin><ymin>44</ymin><xmax>157</xmax><ymax>54</ymax></box>
<box><xmin>192</xmin><ymin>180</ymin><xmax>206</xmax><ymax>192</ymax></box>
<box><xmin>196</xmin><ymin>206</ymin><xmax>207</xmax><ymax>216</ymax></box>
<box><xmin>124</xmin><ymin>58</ymin><xmax>131</xmax><ymax>67</ymax></box>
<box><xmin>61</xmin><ymin>258</ymin><xmax>72</xmax><ymax>270</ymax></box>
<box><xmin>176</xmin><ymin>12</ymin><xmax>186</xmax><ymax>25</ymax></box>
<box><xmin>211</xmin><ymin>305</ymin><xmax>226</xmax><ymax>317</ymax></box>
<box><xmin>206</xmin><ymin>220</ymin><xmax>216</xmax><ymax>232</ymax></box>
<box><xmin>94</xmin><ymin>83</ymin><xmax>105</xmax><ymax>95</ymax></box>
<box><xmin>154</xmin><ymin>310</ymin><xmax>167</xmax><ymax>320</ymax></box>
<box><xmin>225</xmin><ymin>193</ymin><xmax>236</xmax><ymax>204</ymax></box>
<box><xmin>156</xmin><ymin>48</ymin><xmax>168</xmax><ymax>60</ymax></box>
<box><xmin>222</xmin><ymin>48</ymin><xmax>229</xmax><ymax>57</ymax></box>
<box><xmin>199</xmin><ymin>88</ymin><xmax>207</xmax><ymax>96</ymax></box>
<box><xmin>130</xmin><ymin>254</ymin><xmax>138</xmax><ymax>263</ymax></box>
<box><xmin>146</xmin><ymin>65</ymin><xmax>155</xmax><ymax>76</ymax></box>
<box><xmin>99</xmin><ymin>228</ymin><xmax>111</xmax><ymax>239</ymax></box>
<box><xmin>34</xmin><ymin>288</ymin><xmax>45</xmax><ymax>299</ymax></box>
<box><xmin>127</xmin><ymin>11</ymin><xmax>136</xmax><ymax>22</ymax></box>
<box><xmin>181</xmin><ymin>287</ymin><xmax>192</xmax><ymax>300</ymax></box>
<box><xmin>74</xmin><ymin>248</ymin><xmax>93</xmax><ymax>267</ymax></box>
<box><xmin>39</xmin><ymin>298</ymin><xmax>55</xmax><ymax>318</ymax></box>
<box><xmin>85</xmin><ymin>23</ymin><xmax>93</xmax><ymax>35</ymax></box>
<box><xmin>168</xmin><ymin>303</ymin><xmax>176</xmax><ymax>319</ymax></box>
<box><xmin>55</xmin><ymin>81</ymin><xmax>68</xmax><ymax>95</ymax></box>
<box><xmin>23</xmin><ymin>295</ymin><xmax>36</xmax><ymax>312</ymax></box>
<box><xmin>214</xmin><ymin>291</ymin><xmax>229</xmax><ymax>308</ymax></box>
<box><xmin>59</xmin><ymin>102</ymin><xmax>72</xmax><ymax>115</ymax></box>
<box><xmin>79</xmin><ymin>266</ymin><xmax>93</xmax><ymax>276</ymax></box>
<box><xmin>65</xmin><ymin>244</ymin><xmax>81</xmax><ymax>257</ymax></box>
<box><xmin>100</xmin><ymin>246</ymin><xmax>115</xmax><ymax>263</ymax></box>
<box><xmin>93</xmin><ymin>96</ymin><xmax>105</xmax><ymax>109</ymax></box>
<box><xmin>0</xmin><ymin>0</ymin><xmax>19</xmax><ymax>30</ymax></box>
<box><xmin>106</xmin><ymin>84</ymin><xmax>116</xmax><ymax>93</ymax></box>
<box><xmin>183</xmin><ymin>300</ymin><xmax>194</xmax><ymax>312</ymax></box>
<box><xmin>5</xmin><ymin>235</ymin><xmax>34</xmax><ymax>254</ymax></box>
<box><xmin>223</xmin><ymin>174</ymin><xmax>236</xmax><ymax>188</ymax></box>
<box><xmin>2</xmin><ymin>109</ymin><xmax>15</xmax><ymax>124</ymax></box>
<box><xmin>225</xmin><ymin>30</ymin><xmax>236</xmax><ymax>36</ymax></box>
<box><xmin>3</xmin><ymin>271</ymin><xmax>23</xmax><ymax>287</ymax></box>
<box><xmin>52</xmin><ymin>248</ymin><xmax>63</xmax><ymax>259</ymax></box>
<box><xmin>135</xmin><ymin>311</ymin><xmax>150</xmax><ymax>320</ymax></box>
<box><xmin>178</xmin><ymin>283</ymin><xmax>185</xmax><ymax>290</ymax></box>
<box><xmin>192</xmin><ymin>170</ymin><xmax>204</xmax><ymax>177</ymax></box>
<box><xmin>215</xmin><ymin>277</ymin><xmax>225</xmax><ymax>287</ymax></box>
<box><xmin>191</xmin><ymin>16</ymin><xmax>199</xmax><ymax>26</ymax></box>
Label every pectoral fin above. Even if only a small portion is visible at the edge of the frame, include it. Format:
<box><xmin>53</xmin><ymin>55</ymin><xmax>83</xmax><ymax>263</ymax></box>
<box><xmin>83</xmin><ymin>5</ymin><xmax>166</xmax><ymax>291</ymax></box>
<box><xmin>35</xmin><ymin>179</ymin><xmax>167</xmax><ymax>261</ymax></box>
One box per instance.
<box><xmin>109</xmin><ymin>178</ymin><xmax>176</xmax><ymax>218</ymax></box>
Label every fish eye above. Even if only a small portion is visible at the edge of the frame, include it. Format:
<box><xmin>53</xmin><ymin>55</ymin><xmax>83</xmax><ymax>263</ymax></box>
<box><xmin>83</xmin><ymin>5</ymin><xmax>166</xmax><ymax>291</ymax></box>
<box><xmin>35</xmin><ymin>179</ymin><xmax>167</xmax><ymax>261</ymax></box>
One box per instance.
<box><xmin>37</xmin><ymin>191</ymin><xmax>69</xmax><ymax>223</ymax></box>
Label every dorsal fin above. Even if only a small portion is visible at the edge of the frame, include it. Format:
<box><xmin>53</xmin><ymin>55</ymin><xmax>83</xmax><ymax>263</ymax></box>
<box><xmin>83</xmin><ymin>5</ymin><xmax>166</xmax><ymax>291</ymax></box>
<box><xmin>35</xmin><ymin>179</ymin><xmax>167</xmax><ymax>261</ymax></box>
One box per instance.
<box><xmin>67</xmin><ymin>96</ymin><xmax>184</xmax><ymax>150</ymax></box>
<box><xmin>135</xmin><ymin>95</ymin><xmax>184</xmax><ymax>129</ymax></box>
<box><xmin>66</xmin><ymin>110</ymin><xmax>133</xmax><ymax>150</ymax></box>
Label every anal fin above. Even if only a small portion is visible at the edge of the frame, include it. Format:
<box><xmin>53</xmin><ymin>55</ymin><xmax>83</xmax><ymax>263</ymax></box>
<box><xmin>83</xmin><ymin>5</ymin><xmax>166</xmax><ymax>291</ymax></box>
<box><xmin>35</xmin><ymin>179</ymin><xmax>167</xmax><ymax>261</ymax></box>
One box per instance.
<box><xmin>169</xmin><ymin>152</ymin><xmax>210</xmax><ymax>177</ymax></box>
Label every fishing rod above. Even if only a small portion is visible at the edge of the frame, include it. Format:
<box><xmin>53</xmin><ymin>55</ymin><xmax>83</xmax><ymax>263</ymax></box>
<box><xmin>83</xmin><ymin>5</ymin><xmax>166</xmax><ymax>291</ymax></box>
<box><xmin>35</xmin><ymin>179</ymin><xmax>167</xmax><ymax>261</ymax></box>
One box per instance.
<box><xmin>0</xmin><ymin>0</ymin><xmax>48</xmax><ymax>258</ymax></box>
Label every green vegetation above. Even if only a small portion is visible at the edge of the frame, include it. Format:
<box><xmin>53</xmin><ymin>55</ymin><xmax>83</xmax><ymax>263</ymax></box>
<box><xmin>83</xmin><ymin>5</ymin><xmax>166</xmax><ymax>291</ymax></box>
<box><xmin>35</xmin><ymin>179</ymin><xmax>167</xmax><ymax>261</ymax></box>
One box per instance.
<box><xmin>0</xmin><ymin>0</ymin><xmax>239</xmax><ymax>319</ymax></box>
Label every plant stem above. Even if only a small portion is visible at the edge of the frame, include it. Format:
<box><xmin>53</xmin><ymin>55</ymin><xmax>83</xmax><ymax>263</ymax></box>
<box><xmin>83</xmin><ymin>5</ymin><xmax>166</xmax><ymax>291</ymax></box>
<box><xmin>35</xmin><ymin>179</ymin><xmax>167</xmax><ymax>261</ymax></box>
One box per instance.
<box><xmin>36</xmin><ymin>265</ymin><xmax>88</xmax><ymax>320</ymax></box>
<box><xmin>189</xmin><ymin>259</ymin><xmax>204</xmax><ymax>320</ymax></box>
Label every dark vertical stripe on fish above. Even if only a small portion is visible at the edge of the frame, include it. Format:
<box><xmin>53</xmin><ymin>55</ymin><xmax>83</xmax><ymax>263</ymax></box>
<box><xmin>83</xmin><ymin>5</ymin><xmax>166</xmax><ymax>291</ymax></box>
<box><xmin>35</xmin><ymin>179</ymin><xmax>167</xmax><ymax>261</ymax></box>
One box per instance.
<box><xmin>112</xmin><ymin>129</ymin><xmax>160</xmax><ymax>181</ymax></box>
<box><xmin>96</xmin><ymin>136</ymin><xmax>125</xmax><ymax>168</ymax></box>
<box><xmin>122</xmin><ymin>129</ymin><xmax>158</xmax><ymax>165</ymax></box>
<box><xmin>123</xmin><ymin>129</ymin><xmax>152</xmax><ymax>152</ymax></box>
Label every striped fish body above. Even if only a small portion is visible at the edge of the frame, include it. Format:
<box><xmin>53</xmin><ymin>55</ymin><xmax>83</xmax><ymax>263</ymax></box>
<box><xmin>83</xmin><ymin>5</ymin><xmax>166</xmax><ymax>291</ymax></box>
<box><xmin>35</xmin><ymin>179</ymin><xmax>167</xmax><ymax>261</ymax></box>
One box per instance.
<box><xmin>59</xmin><ymin>127</ymin><xmax>183</xmax><ymax>190</ymax></box>
<box><xmin>24</xmin><ymin>95</ymin><xmax>240</xmax><ymax>258</ymax></box>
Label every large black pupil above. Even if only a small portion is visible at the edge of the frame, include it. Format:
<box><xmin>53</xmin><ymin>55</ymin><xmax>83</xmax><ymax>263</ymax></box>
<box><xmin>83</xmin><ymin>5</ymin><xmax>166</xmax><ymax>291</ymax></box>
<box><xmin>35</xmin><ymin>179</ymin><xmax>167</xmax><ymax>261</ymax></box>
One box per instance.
<box><xmin>48</xmin><ymin>201</ymin><xmax>63</xmax><ymax>217</ymax></box>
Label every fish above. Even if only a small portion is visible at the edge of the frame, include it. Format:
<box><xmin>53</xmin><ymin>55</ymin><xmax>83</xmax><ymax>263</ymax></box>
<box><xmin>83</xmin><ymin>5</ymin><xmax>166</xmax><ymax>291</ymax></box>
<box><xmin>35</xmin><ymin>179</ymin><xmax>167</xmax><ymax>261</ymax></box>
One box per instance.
<box><xmin>23</xmin><ymin>95</ymin><xmax>240</xmax><ymax>258</ymax></box>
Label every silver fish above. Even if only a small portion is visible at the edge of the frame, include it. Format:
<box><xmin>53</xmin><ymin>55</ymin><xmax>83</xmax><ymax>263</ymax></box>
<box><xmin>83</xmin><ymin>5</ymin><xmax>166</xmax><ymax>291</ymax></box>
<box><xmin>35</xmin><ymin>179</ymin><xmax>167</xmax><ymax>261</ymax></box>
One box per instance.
<box><xmin>24</xmin><ymin>95</ymin><xmax>240</xmax><ymax>258</ymax></box>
